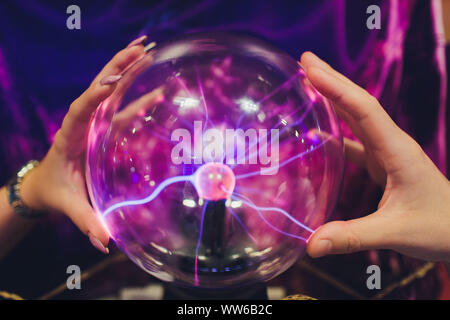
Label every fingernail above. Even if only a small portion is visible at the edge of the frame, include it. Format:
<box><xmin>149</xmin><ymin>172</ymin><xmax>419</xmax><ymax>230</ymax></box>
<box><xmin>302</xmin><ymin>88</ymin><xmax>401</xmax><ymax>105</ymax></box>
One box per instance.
<box><xmin>89</xmin><ymin>233</ymin><xmax>109</xmax><ymax>254</ymax></box>
<box><xmin>313</xmin><ymin>239</ymin><xmax>332</xmax><ymax>257</ymax></box>
<box><xmin>144</xmin><ymin>41</ymin><xmax>157</xmax><ymax>53</ymax></box>
<box><xmin>126</xmin><ymin>35</ymin><xmax>147</xmax><ymax>48</ymax></box>
<box><xmin>100</xmin><ymin>75</ymin><xmax>122</xmax><ymax>86</ymax></box>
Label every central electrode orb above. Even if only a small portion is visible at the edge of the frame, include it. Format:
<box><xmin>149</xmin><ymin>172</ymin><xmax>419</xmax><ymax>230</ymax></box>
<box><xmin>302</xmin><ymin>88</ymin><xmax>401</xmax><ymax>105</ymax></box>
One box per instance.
<box><xmin>194</xmin><ymin>163</ymin><xmax>236</xmax><ymax>201</ymax></box>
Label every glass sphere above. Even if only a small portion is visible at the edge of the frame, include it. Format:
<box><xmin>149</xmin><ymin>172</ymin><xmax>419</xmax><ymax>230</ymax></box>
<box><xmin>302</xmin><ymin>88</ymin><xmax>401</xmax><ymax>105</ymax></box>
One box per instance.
<box><xmin>86</xmin><ymin>32</ymin><xmax>344</xmax><ymax>288</ymax></box>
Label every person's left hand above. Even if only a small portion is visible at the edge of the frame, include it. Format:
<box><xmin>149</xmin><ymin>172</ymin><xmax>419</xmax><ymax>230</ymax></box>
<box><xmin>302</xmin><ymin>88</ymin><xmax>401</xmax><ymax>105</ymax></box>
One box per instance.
<box><xmin>19</xmin><ymin>36</ymin><xmax>149</xmax><ymax>253</ymax></box>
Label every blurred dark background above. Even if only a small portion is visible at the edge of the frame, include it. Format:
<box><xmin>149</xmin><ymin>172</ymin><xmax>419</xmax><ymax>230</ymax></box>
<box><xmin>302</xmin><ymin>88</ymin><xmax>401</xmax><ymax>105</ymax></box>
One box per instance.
<box><xmin>0</xmin><ymin>0</ymin><xmax>449</xmax><ymax>299</ymax></box>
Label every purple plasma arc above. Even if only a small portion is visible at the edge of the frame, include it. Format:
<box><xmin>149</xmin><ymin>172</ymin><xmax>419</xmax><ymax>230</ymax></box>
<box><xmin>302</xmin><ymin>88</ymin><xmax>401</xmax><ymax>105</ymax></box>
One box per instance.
<box><xmin>86</xmin><ymin>32</ymin><xmax>345</xmax><ymax>288</ymax></box>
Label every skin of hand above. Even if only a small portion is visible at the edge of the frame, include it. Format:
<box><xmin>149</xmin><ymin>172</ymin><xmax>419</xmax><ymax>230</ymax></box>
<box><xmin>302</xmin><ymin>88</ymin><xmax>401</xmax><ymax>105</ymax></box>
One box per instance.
<box><xmin>17</xmin><ymin>36</ymin><xmax>150</xmax><ymax>254</ymax></box>
<box><xmin>301</xmin><ymin>52</ymin><xmax>450</xmax><ymax>263</ymax></box>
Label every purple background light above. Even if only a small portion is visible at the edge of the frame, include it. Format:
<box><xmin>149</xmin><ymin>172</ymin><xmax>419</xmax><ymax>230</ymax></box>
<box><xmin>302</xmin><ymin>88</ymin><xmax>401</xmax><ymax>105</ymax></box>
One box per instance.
<box><xmin>0</xmin><ymin>0</ymin><xmax>447</xmax><ymax>299</ymax></box>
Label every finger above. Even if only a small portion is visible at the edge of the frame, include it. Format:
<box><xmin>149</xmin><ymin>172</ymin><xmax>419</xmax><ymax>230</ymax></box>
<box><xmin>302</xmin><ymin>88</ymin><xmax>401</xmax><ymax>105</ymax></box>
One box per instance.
<box><xmin>304</xmin><ymin>65</ymin><xmax>406</xmax><ymax>158</ymax></box>
<box><xmin>110</xmin><ymin>51</ymin><xmax>155</xmax><ymax>100</ymax></box>
<box><xmin>59</xmin><ymin>45</ymin><xmax>146</xmax><ymax>150</ymax></box>
<box><xmin>93</xmin><ymin>42</ymin><xmax>146</xmax><ymax>85</ymax></box>
<box><xmin>307</xmin><ymin>213</ymin><xmax>394</xmax><ymax>258</ymax></box>
<box><xmin>333</xmin><ymin>108</ymin><xmax>387</xmax><ymax>184</ymax></box>
<box><xmin>307</xmin><ymin>128</ymin><xmax>366</xmax><ymax>168</ymax></box>
<box><xmin>331</xmin><ymin>104</ymin><xmax>366</xmax><ymax>143</ymax></box>
<box><xmin>63</xmin><ymin>199</ymin><xmax>110</xmax><ymax>254</ymax></box>
<box><xmin>113</xmin><ymin>86</ymin><xmax>165</xmax><ymax>128</ymax></box>
<box><xmin>343</xmin><ymin>137</ymin><xmax>366</xmax><ymax>168</ymax></box>
<box><xmin>301</xmin><ymin>51</ymin><xmax>356</xmax><ymax>87</ymax></box>
<box><xmin>68</xmin><ymin>45</ymin><xmax>145</xmax><ymax>122</ymax></box>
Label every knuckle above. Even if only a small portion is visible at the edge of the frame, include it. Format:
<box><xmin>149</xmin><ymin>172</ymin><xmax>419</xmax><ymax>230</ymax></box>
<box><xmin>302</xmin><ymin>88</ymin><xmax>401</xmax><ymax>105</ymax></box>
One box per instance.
<box><xmin>112</xmin><ymin>48</ymin><xmax>128</xmax><ymax>61</ymax></box>
<box><xmin>53</xmin><ymin>129</ymin><xmax>67</xmax><ymax>152</ymax></box>
<box><xmin>53</xmin><ymin>129</ymin><xmax>63</xmax><ymax>144</ymax></box>
<box><xmin>396</xmin><ymin>132</ymin><xmax>427</xmax><ymax>163</ymax></box>
<box><xmin>360</xmin><ymin>89</ymin><xmax>380</xmax><ymax>109</ymax></box>
<box><xmin>327</xmin><ymin>221</ymin><xmax>362</xmax><ymax>253</ymax></box>
<box><xmin>360</xmin><ymin>87</ymin><xmax>375</xmax><ymax>100</ymax></box>
<box><xmin>367</xmin><ymin>94</ymin><xmax>379</xmax><ymax>106</ymax></box>
<box><xmin>68</xmin><ymin>100</ymin><xmax>77</xmax><ymax>113</ymax></box>
<box><xmin>407</xmin><ymin>136</ymin><xmax>425</xmax><ymax>156</ymax></box>
<box><xmin>340</xmin><ymin>221</ymin><xmax>362</xmax><ymax>253</ymax></box>
<box><xmin>67</xmin><ymin>98</ymin><xmax>83</xmax><ymax>118</ymax></box>
<box><xmin>346</xmin><ymin>234</ymin><xmax>362</xmax><ymax>253</ymax></box>
<box><xmin>364</xmin><ymin>93</ymin><xmax>381</xmax><ymax>110</ymax></box>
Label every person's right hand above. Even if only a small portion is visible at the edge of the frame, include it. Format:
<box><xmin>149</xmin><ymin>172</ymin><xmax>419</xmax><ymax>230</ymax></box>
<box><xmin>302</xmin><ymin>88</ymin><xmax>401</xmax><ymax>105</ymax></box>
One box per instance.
<box><xmin>301</xmin><ymin>52</ymin><xmax>450</xmax><ymax>262</ymax></box>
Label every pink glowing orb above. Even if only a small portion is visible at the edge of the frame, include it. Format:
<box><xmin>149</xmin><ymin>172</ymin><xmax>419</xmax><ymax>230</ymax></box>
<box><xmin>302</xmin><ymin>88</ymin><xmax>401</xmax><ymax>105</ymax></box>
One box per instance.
<box><xmin>194</xmin><ymin>163</ymin><xmax>236</xmax><ymax>201</ymax></box>
<box><xmin>86</xmin><ymin>32</ymin><xmax>344</xmax><ymax>289</ymax></box>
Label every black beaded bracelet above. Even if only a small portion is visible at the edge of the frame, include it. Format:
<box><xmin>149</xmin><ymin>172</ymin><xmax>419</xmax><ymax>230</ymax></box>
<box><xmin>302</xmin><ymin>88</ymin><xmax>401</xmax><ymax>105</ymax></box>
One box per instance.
<box><xmin>6</xmin><ymin>160</ymin><xmax>46</xmax><ymax>219</ymax></box>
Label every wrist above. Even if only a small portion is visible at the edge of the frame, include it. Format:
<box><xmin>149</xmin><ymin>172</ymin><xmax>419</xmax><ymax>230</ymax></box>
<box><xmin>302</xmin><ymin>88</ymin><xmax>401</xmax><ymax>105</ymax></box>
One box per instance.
<box><xmin>20</xmin><ymin>165</ymin><xmax>46</xmax><ymax>211</ymax></box>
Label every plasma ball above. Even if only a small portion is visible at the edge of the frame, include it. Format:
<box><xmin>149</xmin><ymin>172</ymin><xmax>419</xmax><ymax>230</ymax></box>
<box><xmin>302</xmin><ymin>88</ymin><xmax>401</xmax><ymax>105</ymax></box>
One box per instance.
<box><xmin>86</xmin><ymin>32</ymin><xmax>345</xmax><ymax>289</ymax></box>
<box><xmin>194</xmin><ymin>163</ymin><xmax>236</xmax><ymax>200</ymax></box>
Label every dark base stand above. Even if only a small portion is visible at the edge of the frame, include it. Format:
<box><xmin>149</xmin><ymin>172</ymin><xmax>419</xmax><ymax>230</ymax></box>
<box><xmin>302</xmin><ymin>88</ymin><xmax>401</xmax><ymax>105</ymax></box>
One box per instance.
<box><xmin>163</xmin><ymin>282</ymin><xmax>268</xmax><ymax>300</ymax></box>
<box><xmin>164</xmin><ymin>200</ymin><xmax>268</xmax><ymax>299</ymax></box>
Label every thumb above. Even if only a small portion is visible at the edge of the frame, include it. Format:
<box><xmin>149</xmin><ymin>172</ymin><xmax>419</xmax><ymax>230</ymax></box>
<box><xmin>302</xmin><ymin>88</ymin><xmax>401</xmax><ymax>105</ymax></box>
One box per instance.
<box><xmin>63</xmin><ymin>200</ymin><xmax>110</xmax><ymax>254</ymax></box>
<box><xmin>307</xmin><ymin>213</ymin><xmax>393</xmax><ymax>258</ymax></box>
